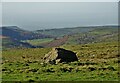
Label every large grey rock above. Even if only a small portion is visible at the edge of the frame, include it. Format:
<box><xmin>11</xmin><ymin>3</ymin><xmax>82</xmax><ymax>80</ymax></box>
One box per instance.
<box><xmin>43</xmin><ymin>48</ymin><xmax>78</xmax><ymax>64</ymax></box>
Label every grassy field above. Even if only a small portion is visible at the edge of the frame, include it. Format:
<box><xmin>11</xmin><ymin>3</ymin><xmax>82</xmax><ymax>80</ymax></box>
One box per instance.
<box><xmin>2</xmin><ymin>41</ymin><xmax>119</xmax><ymax>81</ymax></box>
<box><xmin>22</xmin><ymin>38</ymin><xmax>54</xmax><ymax>46</ymax></box>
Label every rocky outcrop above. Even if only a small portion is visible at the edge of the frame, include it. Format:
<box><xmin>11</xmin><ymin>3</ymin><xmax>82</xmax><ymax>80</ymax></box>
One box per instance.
<box><xmin>43</xmin><ymin>48</ymin><xmax>78</xmax><ymax>64</ymax></box>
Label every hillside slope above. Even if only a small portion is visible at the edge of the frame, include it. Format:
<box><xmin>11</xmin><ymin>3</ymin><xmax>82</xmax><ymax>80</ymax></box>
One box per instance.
<box><xmin>34</xmin><ymin>26</ymin><xmax>118</xmax><ymax>37</ymax></box>
<box><xmin>1</xmin><ymin>26</ymin><xmax>118</xmax><ymax>49</ymax></box>
<box><xmin>1</xmin><ymin>26</ymin><xmax>52</xmax><ymax>40</ymax></box>
<box><xmin>2</xmin><ymin>38</ymin><xmax>42</xmax><ymax>50</ymax></box>
<box><xmin>32</xmin><ymin>26</ymin><xmax>118</xmax><ymax>47</ymax></box>
<box><xmin>65</xmin><ymin>27</ymin><xmax>118</xmax><ymax>45</ymax></box>
<box><xmin>35</xmin><ymin>26</ymin><xmax>96</xmax><ymax>37</ymax></box>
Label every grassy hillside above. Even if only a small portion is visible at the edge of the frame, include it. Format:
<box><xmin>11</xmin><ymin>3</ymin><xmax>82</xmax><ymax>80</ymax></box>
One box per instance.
<box><xmin>22</xmin><ymin>26</ymin><xmax>118</xmax><ymax>48</ymax></box>
<box><xmin>2</xmin><ymin>26</ymin><xmax>118</xmax><ymax>49</ymax></box>
<box><xmin>34</xmin><ymin>26</ymin><xmax>118</xmax><ymax>37</ymax></box>
<box><xmin>1</xmin><ymin>26</ymin><xmax>52</xmax><ymax>40</ymax></box>
<box><xmin>2</xmin><ymin>42</ymin><xmax>119</xmax><ymax>81</ymax></box>
<box><xmin>35</xmin><ymin>26</ymin><xmax>96</xmax><ymax>37</ymax></box>
<box><xmin>2</xmin><ymin>38</ymin><xmax>42</xmax><ymax>50</ymax></box>
<box><xmin>65</xmin><ymin>27</ymin><xmax>118</xmax><ymax>45</ymax></box>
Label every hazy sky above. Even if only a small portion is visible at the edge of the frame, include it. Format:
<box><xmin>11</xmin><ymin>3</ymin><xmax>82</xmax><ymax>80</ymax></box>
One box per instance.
<box><xmin>2</xmin><ymin>2</ymin><xmax>118</xmax><ymax>30</ymax></box>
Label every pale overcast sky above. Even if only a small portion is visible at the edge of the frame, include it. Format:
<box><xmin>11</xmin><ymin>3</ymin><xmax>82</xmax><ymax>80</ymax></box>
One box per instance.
<box><xmin>1</xmin><ymin>2</ymin><xmax>118</xmax><ymax>30</ymax></box>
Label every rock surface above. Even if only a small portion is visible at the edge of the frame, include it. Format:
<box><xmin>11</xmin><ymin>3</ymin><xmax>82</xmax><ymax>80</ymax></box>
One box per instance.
<box><xmin>43</xmin><ymin>48</ymin><xmax>78</xmax><ymax>64</ymax></box>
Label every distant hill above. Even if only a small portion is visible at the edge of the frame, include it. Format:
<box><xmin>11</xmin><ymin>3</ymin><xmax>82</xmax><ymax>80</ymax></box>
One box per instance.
<box><xmin>65</xmin><ymin>27</ymin><xmax>118</xmax><ymax>45</ymax></box>
<box><xmin>1</xmin><ymin>26</ymin><xmax>51</xmax><ymax>49</ymax></box>
<box><xmin>34</xmin><ymin>26</ymin><xmax>118</xmax><ymax>37</ymax></box>
<box><xmin>0</xmin><ymin>26</ymin><xmax>52</xmax><ymax>40</ymax></box>
<box><xmin>1</xmin><ymin>25</ymin><xmax>118</xmax><ymax>49</ymax></box>
<box><xmin>37</xmin><ymin>26</ymin><xmax>118</xmax><ymax>47</ymax></box>
<box><xmin>34</xmin><ymin>26</ymin><xmax>96</xmax><ymax>37</ymax></box>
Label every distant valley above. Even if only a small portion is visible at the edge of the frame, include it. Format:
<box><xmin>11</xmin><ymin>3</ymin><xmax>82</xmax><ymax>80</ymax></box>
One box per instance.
<box><xmin>1</xmin><ymin>25</ymin><xmax>118</xmax><ymax>49</ymax></box>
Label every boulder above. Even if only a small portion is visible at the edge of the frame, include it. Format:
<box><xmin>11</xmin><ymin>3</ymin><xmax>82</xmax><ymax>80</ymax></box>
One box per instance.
<box><xmin>43</xmin><ymin>48</ymin><xmax>78</xmax><ymax>64</ymax></box>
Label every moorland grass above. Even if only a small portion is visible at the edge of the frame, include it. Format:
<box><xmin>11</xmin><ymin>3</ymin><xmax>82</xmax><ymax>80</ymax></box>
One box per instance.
<box><xmin>2</xmin><ymin>42</ymin><xmax>119</xmax><ymax>81</ymax></box>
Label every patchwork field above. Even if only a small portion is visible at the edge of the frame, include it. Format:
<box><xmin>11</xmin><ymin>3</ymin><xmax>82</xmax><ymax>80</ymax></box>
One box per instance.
<box><xmin>2</xmin><ymin>42</ymin><xmax>119</xmax><ymax>81</ymax></box>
